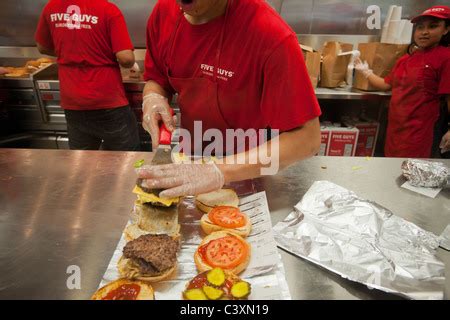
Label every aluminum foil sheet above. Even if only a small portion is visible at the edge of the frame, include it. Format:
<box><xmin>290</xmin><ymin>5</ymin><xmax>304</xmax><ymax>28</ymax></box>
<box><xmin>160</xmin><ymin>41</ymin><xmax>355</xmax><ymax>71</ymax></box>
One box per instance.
<box><xmin>401</xmin><ymin>159</ymin><xmax>449</xmax><ymax>188</ymax></box>
<box><xmin>273</xmin><ymin>181</ymin><xmax>445</xmax><ymax>300</ymax></box>
<box><xmin>99</xmin><ymin>184</ymin><xmax>291</xmax><ymax>300</ymax></box>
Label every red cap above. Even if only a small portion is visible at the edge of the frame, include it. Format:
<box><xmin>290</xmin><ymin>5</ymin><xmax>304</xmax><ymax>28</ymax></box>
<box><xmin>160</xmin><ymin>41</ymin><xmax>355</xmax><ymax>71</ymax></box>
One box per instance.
<box><xmin>411</xmin><ymin>5</ymin><xmax>450</xmax><ymax>23</ymax></box>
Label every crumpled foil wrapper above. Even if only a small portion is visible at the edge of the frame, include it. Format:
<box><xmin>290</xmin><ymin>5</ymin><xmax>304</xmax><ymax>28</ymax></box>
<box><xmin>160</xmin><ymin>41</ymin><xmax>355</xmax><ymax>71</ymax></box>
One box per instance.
<box><xmin>273</xmin><ymin>181</ymin><xmax>445</xmax><ymax>300</ymax></box>
<box><xmin>401</xmin><ymin>159</ymin><xmax>449</xmax><ymax>188</ymax></box>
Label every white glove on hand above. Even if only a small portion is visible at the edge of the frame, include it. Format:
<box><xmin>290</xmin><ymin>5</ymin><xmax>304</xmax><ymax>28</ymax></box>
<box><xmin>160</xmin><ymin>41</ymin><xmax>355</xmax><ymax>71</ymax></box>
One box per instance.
<box><xmin>440</xmin><ymin>131</ymin><xmax>450</xmax><ymax>153</ymax></box>
<box><xmin>129</xmin><ymin>62</ymin><xmax>141</xmax><ymax>78</ymax></box>
<box><xmin>142</xmin><ymin>93</ymin><xmax>176</xmax><ymax>149</ymax></box>
<box><xmin>354</xmin><ymin>58</ymin><xmax>373</xmax><ymax>79</ymax></box>
<box><xmin>136</xmin><ymin>163</ymin><xmax>225</xmax><ymax>198</ymax></box>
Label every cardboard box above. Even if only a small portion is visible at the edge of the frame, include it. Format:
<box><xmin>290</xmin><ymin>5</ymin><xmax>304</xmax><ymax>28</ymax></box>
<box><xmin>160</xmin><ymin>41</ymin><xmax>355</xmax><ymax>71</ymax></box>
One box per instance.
<box><xmin>353</xmin><ymin>121</ymin><xmax>379</xmax><ymax>157</ymax></box>
<box><xmin>327</xmin><ymin>126</ymin><xmax>359</xmax><ymax>157</ymax></box>
<box><xmin>319</xmin><ymin>126</ymin><xmax>331</xmax><ymax>156</ymax></box>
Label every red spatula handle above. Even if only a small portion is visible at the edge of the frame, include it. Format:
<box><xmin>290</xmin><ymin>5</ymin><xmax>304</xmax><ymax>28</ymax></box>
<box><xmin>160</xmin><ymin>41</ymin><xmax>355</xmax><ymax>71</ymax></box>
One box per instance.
<box><xmin>159</xmin><ymin>108</ymin><xmax>174</xmax><ymax>146</ymax></box>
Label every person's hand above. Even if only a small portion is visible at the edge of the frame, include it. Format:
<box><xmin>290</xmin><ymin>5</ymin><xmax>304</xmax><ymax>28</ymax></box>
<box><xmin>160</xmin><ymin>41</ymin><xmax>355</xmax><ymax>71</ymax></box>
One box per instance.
<box><xmin>136</xmin><ymin>163</ymin><xmax>225</xmax><ymax>198</ymax></box>
<box><xmin>440</xmin><ymin>131</ymin><xmax>450</xmax><ymax>153</ymax></box>
<box><xmin>354</xmin><ymin>58</ymin><xmax>373</xmax><ymax>79</ymax></box>
<box><xmin>142</xmin><ymin>93</ymin><xmax>176</xmax><ymax>149</ymax></box>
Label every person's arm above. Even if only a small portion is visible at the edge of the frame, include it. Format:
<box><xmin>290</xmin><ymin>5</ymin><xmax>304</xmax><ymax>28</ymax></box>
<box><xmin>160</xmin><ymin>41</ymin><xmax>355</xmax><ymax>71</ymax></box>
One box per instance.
<box><xmin>354</xmin><ymin>58</ymin><xmax>391</xmax><ymax>91</ymax></box>
<box><xmin>108</xmin><ymin>4</ymin><xmax>135</xmax><ymax>68</ymax></box>
<box><xmin>219</xmin><ymin>117</ymin><xmax>320</xmax><ymax>183</ymax></box>
<box><xmin>36</xmin><ymin>42</ymin><xmax>56</xmax><ymax>57</ymax></box>
<box><xmin>116</xmin><ymin>49</ymin><xmax>135</xmax><ymax>68</ymax></box>
<box><xmin>439</xmin><ymin>95</ymin><xmax>450</xmax><ymax>153</ymax></box>
<box><xmin>366</xmin><ymin>73</ymin><xmax>392</xmax><ymax>91</ymax></box>
<box><xmin>35</xmin><ymin>7</ymin><xmax>56</xmax><ymax>57</ymax></box>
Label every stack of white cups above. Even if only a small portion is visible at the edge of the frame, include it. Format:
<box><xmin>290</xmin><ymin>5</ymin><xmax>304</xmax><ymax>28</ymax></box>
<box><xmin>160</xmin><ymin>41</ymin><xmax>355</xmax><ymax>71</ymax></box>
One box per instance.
<box><xmin>381</xmin><ymin>5</ymin><xmax>413</xmax><ymax>45</ymax></box>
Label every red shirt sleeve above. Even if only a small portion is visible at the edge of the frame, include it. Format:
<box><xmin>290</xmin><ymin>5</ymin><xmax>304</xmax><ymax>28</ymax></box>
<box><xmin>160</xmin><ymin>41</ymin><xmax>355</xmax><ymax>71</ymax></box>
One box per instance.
<box><xmin>143</xmin><ymin>3</ymin><xmax>174</xmax><ymax>95</ymax></box>
<box><xmin>34</xmin><ymin>6</ymin><xmax>54</xmax><ymax>50</ymax></box>
<box><xmin>261</xmin><ymin>35</ymin><xmax>321</xmax><ymax>131</ymax></box>
<box><xmin>107</xmin><ymin>3</ymin><xmax>133</xmax><ymax>53</ymax></box>
<box><xmin>438</xmin><ymin>54</ymin><xmax>450</xmax><ymax>95</ymax></box>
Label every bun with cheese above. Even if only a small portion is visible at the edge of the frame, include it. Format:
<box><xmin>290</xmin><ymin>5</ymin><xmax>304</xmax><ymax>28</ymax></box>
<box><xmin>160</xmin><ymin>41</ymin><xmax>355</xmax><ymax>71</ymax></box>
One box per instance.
<box><xmin>133</xmin><ymin>178</ymin><xmax>179</xmax><ymax>207</ymax></box>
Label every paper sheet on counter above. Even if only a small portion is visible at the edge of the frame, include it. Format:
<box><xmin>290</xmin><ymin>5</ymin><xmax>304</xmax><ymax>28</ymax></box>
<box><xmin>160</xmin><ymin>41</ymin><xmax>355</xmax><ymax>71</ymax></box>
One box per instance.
<box><xmin>99</xmin><ymin>191</ymin><xmax>291</xmax><ymax>300</ymax></box>
<box><xmin>401</xmin><ymin>181</ymin><xmax>442</xmax><ymax>198</ymax></box>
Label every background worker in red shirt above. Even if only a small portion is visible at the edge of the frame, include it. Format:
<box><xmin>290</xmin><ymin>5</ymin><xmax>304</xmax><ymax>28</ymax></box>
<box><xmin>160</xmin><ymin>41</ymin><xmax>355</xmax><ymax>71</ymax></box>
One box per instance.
<box><xmin>35</xmin><ymin>0</ymin><xmax>141</xmax><ymax>151</ymax></box>
<box><xmin>355</xmin><ymin>5</ymin><xmax>450</xmax><ymax>159</ymax></box>
<box><xmin>137</xmin><ymin>0</ymin><xmax>322</xmax><ymax>198</ymax></box>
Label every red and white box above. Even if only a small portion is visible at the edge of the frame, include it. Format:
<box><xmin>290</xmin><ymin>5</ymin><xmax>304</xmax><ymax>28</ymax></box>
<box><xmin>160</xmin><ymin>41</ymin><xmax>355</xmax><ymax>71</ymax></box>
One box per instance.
<box><xmin>327</xmin><ymin>126</ymin><xmax>359</xmax><ymax>157</ymax></box>
<box><xmin>353</xmin><ymin>121</ymin><xmax>380</xmax><ymax>157</ymax></box>
<box><xmin>319</xmin><ymin>126</ymin><xmax>331</xmax><ymax>156</ymax></box>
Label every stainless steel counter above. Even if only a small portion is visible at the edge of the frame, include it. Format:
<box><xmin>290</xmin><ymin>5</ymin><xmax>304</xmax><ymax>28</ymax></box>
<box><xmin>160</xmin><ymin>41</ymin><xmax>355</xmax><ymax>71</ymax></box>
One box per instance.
<box><xmin>0</xmin><ymin>149</ymin><xmax>448</xmax><ymax>300</ymax></box>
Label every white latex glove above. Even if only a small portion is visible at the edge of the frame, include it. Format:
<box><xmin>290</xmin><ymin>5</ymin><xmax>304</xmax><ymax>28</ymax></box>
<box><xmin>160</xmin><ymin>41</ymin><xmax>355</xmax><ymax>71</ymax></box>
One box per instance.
<box><xmin>136</xmin><ymin>163</ymin><xmax>225</xmax><ymax>198</ymax></box>
<box><xmin>129</xmin><ymin>62</ymin><xmax>141</xmax><ymax>78</ymax></box>
<box><xmin>354</xmin><ymin>58</ymin><xmax>373</xmax><ymax>79</ymax></box>
<box><xmin>142</xmin><ymin>93</ymin><xmax>176</xmax><ymax>149</ymax></box>
<box><xmin>440</xmin><ymin>131</ymin><xmax>450</xmax><ymax>153</ymax></box>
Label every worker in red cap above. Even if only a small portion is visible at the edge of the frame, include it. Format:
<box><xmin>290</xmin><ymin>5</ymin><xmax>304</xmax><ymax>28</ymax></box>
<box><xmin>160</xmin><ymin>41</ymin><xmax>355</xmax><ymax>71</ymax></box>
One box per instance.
<box><xmin>356</xmin><ymin>5</ymin><xmax>450</xmax><ymax>158</ymax></box>
<box><xmin>137</xmin><ymin>0</ymin><xmax>321</xmax><ymax>199</ymax></box>
<box><xmin>35</xmin><ymin>0</ymin><xmax>141</xmax><ymax>151</ymax></box>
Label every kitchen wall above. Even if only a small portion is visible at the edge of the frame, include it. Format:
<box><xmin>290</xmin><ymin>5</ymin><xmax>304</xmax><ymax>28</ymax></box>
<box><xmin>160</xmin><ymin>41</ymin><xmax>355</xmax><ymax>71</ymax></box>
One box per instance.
<box><xmin>0</xmin><ymin>0</ymin><xmax>445</xmax><ymax>48</ymax></box>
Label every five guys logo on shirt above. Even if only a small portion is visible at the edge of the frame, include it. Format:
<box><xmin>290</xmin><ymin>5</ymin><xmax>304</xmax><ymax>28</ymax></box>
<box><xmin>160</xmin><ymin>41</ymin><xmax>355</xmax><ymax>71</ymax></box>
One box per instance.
<box><xmin>200</xmin><ymin>64</ymin><xmax>235</xmax><ymax>81</ymax></box>
<box><xmin>50</xmin><ymin>5</ymin><xmax>99</xmax><ymax>30</ymax></box>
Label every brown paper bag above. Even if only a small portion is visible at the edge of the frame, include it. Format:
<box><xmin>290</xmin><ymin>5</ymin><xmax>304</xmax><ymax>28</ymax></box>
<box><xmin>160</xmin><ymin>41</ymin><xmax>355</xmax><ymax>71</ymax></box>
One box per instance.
<box><xmin>353</xmin><ymin>43</ymin><xmax>408</xmax><ymax>91</ymax></box>
<box><xmin>320</xmin><ymin>42</ymin><xmax>353</xmax><ymax>88</ymax></box>
<box><xmin>301</xmin><ymin>44</ymin><xmax>321</xmax><ymax>88</ymax></box>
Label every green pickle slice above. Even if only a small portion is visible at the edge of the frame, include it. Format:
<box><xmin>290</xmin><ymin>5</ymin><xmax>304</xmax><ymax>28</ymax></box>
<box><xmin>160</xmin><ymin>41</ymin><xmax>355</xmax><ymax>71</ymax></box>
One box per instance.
<box><xmin>203</xmin><ymin>285</ymin><xmax>224</xmax><ymax>300</ymax></box>
<box><xmin>184</xmin><ymin>288</ymin><xmax>208</xmax><ymax>300</ymax></box>
<box><xmin>133</xmin><ymin>159</ymin><xmax>145</xmax><ymax>168</ymax></box>
<box><xmin>230</xmin><ymin>281</ymin><xmax>251</xmax><ymax>299</ymax></box>
<box><xmin>206</xmin><ymin>268</ymin><xmax>226</xmax><ymax>287</ymax></box>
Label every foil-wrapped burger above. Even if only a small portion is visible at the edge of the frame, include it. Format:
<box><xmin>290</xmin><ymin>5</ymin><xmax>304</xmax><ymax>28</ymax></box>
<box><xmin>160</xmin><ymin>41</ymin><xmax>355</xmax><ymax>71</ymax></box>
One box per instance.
<box><xmin>401</xmin><ymin>159</ymin><xmax>449</xmax><ymax>188</ymax></box>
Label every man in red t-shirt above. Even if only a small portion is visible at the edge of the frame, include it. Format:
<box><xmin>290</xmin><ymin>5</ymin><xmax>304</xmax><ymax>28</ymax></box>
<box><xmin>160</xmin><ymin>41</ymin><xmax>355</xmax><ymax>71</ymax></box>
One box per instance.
<box><xmin>35</xmin><ymin>0</ymin><xmax>140</xmax><ymax>151</ymax></box>
<box><xmin>137</xmin><ymin>0</ymin><xmax>322</xmax><ymax>198</ymax></box>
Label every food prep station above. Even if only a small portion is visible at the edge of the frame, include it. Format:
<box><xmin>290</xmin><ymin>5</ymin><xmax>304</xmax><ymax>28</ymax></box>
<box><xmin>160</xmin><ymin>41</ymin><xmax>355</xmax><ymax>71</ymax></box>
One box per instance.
<box><xmin>1</xmin><ymin>0</ymin><xmax>448</xmax><ymax>301</ymax></box>
<box><xmin>0</xmin><ymin>148</ymin><xmax>448</xmax><ymax>299</ymax></box>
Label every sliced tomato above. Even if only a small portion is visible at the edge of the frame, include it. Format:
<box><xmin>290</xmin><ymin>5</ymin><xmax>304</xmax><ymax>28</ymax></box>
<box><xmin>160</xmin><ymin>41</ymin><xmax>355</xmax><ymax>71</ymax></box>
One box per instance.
<box><xmin>203</xmin><ymin>235</ymin><xmax>248</xmax><ymax>269</ymax></box>
<box><xmin>208</xmin><ymin>206</ymin><xmax>246</xmax><ymax>229</ymax></box>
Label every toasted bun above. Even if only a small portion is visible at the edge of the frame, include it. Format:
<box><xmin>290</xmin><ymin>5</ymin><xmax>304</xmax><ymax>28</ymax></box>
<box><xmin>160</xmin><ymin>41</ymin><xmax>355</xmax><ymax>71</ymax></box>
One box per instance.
<box><xmin>118</xmin><ymin>256</ymin><xmax>176</xmax><ymax>282</ymax></box>
<box><xmin>26</xmin><ymin>60</ymin><xmax>41</xmax><ymax>68</ymax></box>
<box><xmin>200</xmin><ymin>213</ymin><xmax>251</xmax><ymax>238</ymax></box>
<box><xmin>91</xmin><ymin>278</ymin><xmax>154</xmax><ymax>300</ymax></box>
<box><xmin>194</xmin><ymin>231</ymin><xmax>251</xmax><ymax>275</ymax></box>
<box><xmin>124</xmin><ymin>223</ymin><xmax>181</xmax><ymax>242</ymax></box>
<box><xmin>37</xmin><ymin>57</ymin><xmax>53</xmax><ymax>64</ymax></box>
<box><xmin>195</xmin><ymin>189</ymin><xmax>239</xmax><ymax>213</ymax></box>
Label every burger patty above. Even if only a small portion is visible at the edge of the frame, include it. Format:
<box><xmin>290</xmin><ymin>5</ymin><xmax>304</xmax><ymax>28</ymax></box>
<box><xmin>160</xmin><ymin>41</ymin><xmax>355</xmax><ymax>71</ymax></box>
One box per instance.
<box><xmin>123</xmin><ymin>234</ymin><xmax>179</xmax><ymax>274</ymax></box>
<box><xmin>136</xmin><ymin>178</ymin><xmax>163</xmax><ymax>195</ymax></box>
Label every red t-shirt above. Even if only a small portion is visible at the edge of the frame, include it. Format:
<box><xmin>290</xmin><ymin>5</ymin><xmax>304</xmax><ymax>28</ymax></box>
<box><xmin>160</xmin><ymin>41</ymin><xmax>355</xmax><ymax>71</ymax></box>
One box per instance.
<box><xmin>35</xmin><ymin>0</ymin><xmax>133</xmax><ymax>110</ymax></box>
<box><xmin>384</xmin><ymin>46</ymin><xmax>450</xmax><ymax>157</ymax></box>
<box><xmin>144</xmin><ymin>0</ymin><xmax>321</xmax><ymax>133</ymax></box>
